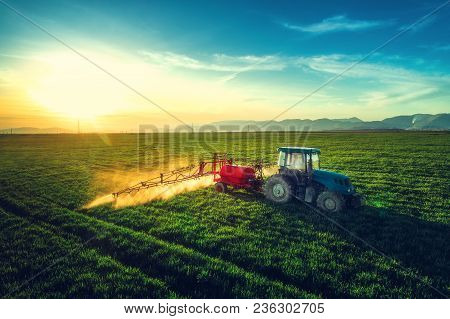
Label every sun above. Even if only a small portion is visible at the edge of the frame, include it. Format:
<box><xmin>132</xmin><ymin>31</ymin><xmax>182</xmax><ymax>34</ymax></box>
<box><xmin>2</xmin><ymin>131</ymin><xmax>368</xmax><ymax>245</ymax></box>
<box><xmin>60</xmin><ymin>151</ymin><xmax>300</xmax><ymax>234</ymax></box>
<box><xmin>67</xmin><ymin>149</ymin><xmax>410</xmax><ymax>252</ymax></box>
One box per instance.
<box><xmin>23</xmin><ymin>49</ymin><xmax>273</xmax><ymax>124</ymax></box>
<box><xmin>27</xmin><ymin>52</ymin><xmax>131</xmax><ymax>119</ymax></box>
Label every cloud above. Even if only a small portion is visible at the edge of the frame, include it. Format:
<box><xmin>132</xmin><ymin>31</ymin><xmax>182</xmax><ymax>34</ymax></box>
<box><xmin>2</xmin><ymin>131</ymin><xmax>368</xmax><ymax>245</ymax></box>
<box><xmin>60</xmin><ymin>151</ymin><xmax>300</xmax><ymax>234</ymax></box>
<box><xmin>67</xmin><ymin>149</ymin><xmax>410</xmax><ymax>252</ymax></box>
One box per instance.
<box><xmin>138</xmin><ymin>50</ymin><xmax>444</xmax><ymax>86</ymax></box>
<box><xmin>137</xmin><ymin>50</ymin><xmax>450</xmax><ymax>107</ymax></box>
<box><xmin>283</xmin><ymin>15</ymin><xmax>391</xmax><ymax>33</ymax></box>
<box><xmin>290</xmin><ymin>53</ymin><xmax>450</xmax><ymax>111</ymax></box>
<box><xmin>292</xmin><ymin>54</ymin><xmax>450</xmax><ymax>88</ymax></box>
<box><xmin>433</xmin><ymin>44</ymin><xmax>450</xmax><ymax>51</ymax></box>
<box><xmin>399</xmin><ymin>15</ymin><xmax>437</xmax><ymax>33</ymax></box>
<box><xmin>419</xmin><ymin>43</ymin><xmax>450</xmax><ymax>51</ymax></box>
<box><xmin>138</xmin><ymin>50</ymin><xmax>434</xmax><ymax>87</ymax></box>
<box><xmin>293</xmin><ymin>54</ymin><xmax>417</xmax><ymax>80</ymax></box>
<box><xmin>360</xmin><ymin>86</ymin><xmax>439</xmax><ymax>108</ymax></box>
<box><xmin>139</xmin><ymin>51</ymin><xmax>285</xmax><ymax>73</ymax></box>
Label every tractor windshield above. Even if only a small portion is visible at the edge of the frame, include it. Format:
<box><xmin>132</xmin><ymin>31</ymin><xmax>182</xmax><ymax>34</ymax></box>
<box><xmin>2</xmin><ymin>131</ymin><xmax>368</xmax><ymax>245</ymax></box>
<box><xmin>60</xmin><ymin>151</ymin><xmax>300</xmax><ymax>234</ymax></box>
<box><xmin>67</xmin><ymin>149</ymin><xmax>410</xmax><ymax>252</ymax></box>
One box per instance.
<box><xmin>286</xmin><ymin>153</ymin><xmax>305</xmax><ymax>170</ymax></box>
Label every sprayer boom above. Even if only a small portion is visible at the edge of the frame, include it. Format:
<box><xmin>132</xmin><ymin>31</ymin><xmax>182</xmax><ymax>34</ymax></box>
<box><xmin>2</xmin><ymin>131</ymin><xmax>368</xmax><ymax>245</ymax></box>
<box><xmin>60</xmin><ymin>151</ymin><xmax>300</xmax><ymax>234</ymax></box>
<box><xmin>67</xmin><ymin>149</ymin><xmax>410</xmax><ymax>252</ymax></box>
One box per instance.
<box><xmin>112</xmin><ymin>154</ymin><xmax>231</xmax><ymax>198</ymax></box>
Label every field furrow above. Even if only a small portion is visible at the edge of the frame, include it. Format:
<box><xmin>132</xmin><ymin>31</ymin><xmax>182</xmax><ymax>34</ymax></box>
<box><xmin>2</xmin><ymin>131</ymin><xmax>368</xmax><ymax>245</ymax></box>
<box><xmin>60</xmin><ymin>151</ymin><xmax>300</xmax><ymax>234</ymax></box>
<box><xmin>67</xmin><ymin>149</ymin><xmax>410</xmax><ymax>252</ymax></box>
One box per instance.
<box><xmin>0</xmin><ymin>208</ymin><xmax>174</xmax><ymax>298</ymax></box>
<box><xmin>0</xmin><ymin>188</ymin><xmax>315</xmax><ymax>298</ymax></box>
<box><xmin>86</xmin><ymin>188</ymin><xmax>448</xmax><ymax>298</ymax></box>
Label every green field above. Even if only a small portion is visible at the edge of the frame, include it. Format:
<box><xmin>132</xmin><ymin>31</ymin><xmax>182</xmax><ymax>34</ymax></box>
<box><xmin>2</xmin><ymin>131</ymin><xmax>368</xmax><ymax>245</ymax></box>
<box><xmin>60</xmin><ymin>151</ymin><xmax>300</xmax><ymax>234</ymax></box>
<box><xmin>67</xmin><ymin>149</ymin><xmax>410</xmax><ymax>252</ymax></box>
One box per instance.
<box><xmin>0</xmin><ymin>131</ymin><xmax>448</xmax><ymax>298</ymax></box>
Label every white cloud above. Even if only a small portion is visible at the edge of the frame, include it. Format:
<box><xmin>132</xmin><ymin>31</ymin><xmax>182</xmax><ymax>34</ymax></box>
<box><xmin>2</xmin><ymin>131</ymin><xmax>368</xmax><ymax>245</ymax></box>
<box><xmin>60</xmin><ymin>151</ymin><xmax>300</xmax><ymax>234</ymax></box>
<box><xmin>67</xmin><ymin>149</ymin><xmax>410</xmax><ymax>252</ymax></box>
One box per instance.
<box><xmin>136</xmin><ymin>49</ymin><xmax>450</xmax><ymax>107</ymax></box>
<box><xmin>136</xmin><ymin>49</ymin><xmax>450</xmax><ymax>117</ymax></box>
<box><xmin>138</xmin><ymin>51</ymin><xmax>285</xmax><ymax>73</ymax></box>
<box><xmin>294</xmin><ymin>54</ymin><xmax>418</xmax><ymax>80</ymax></box>
<box><xmin>290</xmin><ymin>53</ymin><xmax>450</xmax><ymax>112</ymax></box>
<box><xmin>360</xmin><ymin>86</ymin><xmax>439</xmax><ymax>108</ymax></box>
<box><xmin>138</xmin><ymin>50</ymin><xmax>439</xmax><ymax>85</ymax></box>
<box><xmin>283</xmin><ymin>15</ymin><xmax>391</xmax><ymax>33</ymax></box>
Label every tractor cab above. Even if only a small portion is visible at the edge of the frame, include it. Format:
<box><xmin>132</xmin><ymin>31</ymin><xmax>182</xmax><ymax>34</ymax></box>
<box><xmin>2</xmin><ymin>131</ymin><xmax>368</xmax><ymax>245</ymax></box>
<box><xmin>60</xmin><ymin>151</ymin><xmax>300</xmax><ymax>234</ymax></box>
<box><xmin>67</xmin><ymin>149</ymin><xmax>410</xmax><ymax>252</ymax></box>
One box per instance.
<box><xmin>277</xmin><ymin>147</ymin><xmax>320</xmax><ymax>174</ymax></box>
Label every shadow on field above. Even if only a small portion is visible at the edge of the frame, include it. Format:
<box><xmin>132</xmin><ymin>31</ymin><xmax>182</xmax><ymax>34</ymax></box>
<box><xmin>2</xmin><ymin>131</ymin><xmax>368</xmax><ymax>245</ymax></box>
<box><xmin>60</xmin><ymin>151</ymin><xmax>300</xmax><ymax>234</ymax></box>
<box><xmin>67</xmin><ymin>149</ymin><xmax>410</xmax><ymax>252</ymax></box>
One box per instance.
<box><xmin>230</xmin><ymin>191</ymin><xmax>450</xmax><ymax>289</ymax></box>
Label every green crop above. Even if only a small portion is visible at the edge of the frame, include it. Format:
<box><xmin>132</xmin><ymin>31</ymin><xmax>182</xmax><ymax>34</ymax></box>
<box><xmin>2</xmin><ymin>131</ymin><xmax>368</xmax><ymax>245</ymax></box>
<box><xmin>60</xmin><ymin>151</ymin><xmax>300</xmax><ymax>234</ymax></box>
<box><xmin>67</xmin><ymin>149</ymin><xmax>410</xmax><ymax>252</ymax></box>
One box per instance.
<box><xmin>0</xmin><ymin>131</ymin><xmax>448</xmax><ymax>298</ymax></box>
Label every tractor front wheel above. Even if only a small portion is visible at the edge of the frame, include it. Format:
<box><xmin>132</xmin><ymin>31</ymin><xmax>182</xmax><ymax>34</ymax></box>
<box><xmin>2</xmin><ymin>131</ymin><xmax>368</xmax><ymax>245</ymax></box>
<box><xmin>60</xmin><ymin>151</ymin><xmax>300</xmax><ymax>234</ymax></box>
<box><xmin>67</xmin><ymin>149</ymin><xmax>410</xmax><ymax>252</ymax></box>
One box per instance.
<box><xmin>214</xmin><ymin>182</ymin><xmax>227</xmax><ymax>193</ymax></box>
<box><xmin>317</xmin><ymin>191</ymin><xmax>344</xmax><ymax>213</ymax></box>
<box><xmin>264</xmin><ymin>174</ymin><xmax>293</xmax><ymax>204</ymax></box>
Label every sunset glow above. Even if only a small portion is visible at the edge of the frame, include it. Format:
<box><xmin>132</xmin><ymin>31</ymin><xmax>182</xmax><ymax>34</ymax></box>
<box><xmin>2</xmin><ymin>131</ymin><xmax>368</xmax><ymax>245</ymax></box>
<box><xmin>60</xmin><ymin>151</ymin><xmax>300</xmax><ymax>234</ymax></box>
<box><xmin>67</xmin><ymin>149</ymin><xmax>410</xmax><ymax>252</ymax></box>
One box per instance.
<box><xmin>0</xmin><ymin>0</ymin><xmax>449</xmax><ymax>132</ymax></box>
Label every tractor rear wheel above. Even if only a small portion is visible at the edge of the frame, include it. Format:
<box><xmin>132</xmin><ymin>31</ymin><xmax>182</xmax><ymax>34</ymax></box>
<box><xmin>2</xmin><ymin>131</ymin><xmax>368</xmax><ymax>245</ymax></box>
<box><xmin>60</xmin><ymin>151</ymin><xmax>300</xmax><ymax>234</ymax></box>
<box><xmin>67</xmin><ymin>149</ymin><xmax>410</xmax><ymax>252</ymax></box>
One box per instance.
<box><xmin>264</xmin><ymin>174</ymin><xmax>293</xmax><ymax>204</ymax></box>
<box><xmin>214</xmin><ymin>182</ymin><xmax>227</xmax><ymax>193</ymax></box>
<box><xmin>317</xmin><ymin>191</ymin><xmax>344</xmax><ymax>213</ymax></box>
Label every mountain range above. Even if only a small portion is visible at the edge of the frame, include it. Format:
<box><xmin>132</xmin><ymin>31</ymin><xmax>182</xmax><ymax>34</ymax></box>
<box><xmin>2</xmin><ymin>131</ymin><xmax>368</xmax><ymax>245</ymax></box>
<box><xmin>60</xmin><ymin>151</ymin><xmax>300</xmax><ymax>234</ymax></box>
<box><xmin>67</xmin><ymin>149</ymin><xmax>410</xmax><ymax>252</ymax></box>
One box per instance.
<box><xmin>1</xmin><ymin>113</ymin><xmax>448</xmax><ymax>134</ymax></box>
<box><xmin>210</xmin><ymin>113</ymin><xmax>450</xmax><ymax>131</ymax></box>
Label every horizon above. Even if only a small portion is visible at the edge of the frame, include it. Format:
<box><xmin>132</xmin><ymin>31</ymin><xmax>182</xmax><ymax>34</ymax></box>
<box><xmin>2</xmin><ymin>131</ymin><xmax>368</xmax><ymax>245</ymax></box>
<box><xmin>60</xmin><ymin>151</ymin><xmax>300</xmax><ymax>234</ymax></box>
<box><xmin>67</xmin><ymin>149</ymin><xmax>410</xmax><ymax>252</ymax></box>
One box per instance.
<box><xmin>1</xmin><ymin>112</ymin><xmax>448</xmax><ymax>133</ymax></box>
<box><xmin>1</xmin><ymin>0</ymin><xmax>449</xmax><ymax>132</ymax></box>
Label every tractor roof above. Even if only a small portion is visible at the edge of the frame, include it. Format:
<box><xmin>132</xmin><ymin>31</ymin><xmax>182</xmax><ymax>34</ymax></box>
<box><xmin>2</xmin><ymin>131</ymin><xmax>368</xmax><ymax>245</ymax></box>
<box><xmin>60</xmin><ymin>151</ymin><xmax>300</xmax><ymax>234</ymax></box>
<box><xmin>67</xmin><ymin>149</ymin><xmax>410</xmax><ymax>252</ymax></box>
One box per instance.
<box><xmin>278</xmin><ymin>147</ymin><xmax>321</xmax><ymax>154</ymax></box>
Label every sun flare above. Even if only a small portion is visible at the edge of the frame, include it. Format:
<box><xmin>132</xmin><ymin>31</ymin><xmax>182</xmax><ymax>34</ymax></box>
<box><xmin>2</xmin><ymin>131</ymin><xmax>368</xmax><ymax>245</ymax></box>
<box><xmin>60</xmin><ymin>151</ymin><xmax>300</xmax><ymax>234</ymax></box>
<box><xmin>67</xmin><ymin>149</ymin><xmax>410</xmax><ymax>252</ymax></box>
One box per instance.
<box><xmin>27</xmin><ymin>52</ymin><xmax>136</xmax><ymax>119</ymax></box>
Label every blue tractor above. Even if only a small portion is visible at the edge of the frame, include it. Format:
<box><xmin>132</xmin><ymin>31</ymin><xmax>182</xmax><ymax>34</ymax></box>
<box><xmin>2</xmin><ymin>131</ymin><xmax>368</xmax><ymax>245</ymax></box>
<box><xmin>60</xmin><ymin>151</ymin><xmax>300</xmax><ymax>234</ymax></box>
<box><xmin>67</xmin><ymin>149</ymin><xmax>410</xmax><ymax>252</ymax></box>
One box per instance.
<box><xmin>264</xmin><ymin>147</ymin><xmax>365</xmax><ymax>213</ymax></box>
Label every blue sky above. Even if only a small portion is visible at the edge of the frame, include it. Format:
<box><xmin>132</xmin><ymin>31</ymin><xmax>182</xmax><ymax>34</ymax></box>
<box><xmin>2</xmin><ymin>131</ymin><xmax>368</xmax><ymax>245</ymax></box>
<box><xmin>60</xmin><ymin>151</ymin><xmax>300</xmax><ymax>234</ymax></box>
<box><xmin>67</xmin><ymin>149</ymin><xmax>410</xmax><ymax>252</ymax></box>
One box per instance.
<box><xmin>0</xmin><ymin>0</ymin><xmax>449</xmax><ymax>130</ymax></box>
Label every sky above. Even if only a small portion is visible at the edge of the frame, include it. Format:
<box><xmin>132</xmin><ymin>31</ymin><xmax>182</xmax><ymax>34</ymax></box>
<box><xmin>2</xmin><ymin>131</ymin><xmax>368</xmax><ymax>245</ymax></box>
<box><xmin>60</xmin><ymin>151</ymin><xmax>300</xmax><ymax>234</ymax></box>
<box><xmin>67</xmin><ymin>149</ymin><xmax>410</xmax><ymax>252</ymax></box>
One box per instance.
<box><xmin>0</xmin><ymin>0</ymin><xmax>449</xmax><ymax>132</ymax></box>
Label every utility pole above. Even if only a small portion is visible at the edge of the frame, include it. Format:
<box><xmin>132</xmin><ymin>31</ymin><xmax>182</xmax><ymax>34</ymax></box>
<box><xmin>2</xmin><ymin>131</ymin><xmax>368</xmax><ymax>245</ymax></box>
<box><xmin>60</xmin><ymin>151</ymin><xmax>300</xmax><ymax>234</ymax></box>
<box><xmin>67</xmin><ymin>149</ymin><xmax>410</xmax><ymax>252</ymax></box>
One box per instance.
<box><xmin>10</xmin><ymin>128</ymin><xmax>13</xmax><ymax>135</ymax></box>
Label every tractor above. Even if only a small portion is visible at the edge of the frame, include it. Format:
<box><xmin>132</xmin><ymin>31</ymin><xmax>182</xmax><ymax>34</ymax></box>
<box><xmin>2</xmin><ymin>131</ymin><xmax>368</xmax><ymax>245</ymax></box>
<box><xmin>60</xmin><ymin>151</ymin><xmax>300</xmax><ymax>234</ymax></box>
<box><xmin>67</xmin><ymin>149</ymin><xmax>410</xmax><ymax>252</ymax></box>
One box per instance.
<box><xmin>264</xmin><ymin>147</ymin><xmax>364</xmax><ymax>213</ymax></box>
<box><xmin>112</xmin><ymin>148</ymin><xmax>364</xmax><ymax>213</ymax></box>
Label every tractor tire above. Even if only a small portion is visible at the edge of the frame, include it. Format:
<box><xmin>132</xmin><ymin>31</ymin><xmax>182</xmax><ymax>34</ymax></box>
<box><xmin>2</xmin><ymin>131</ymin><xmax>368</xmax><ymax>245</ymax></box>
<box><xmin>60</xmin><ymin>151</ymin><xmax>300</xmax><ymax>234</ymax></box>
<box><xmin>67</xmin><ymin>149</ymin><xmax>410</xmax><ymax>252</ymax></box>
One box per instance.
<box><xmin>264</xmin><ymin>174</ymin><xmax>293</xmax><ymax>204</ymax></box>
<box><xmin>317</xmin><ymin>191</ymin><xmax>344</xmax><ymax>213</ymax></box>
<box><xmin>214</xmin><ymin>182</ymin><xmax>227</xmax><ymax>193</ymax></box>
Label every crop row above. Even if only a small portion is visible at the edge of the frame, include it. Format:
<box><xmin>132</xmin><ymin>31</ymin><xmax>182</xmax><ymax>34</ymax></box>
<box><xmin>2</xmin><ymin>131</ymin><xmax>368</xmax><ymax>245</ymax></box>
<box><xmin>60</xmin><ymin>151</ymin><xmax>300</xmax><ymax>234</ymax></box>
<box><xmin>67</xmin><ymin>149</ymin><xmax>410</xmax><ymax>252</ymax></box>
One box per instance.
<box><xmin>0</xmin><ymin>189</ymin><xmax>314</xmax><ymax>298</ymax></box>
<box><xmin>0</xmin><ymin>208</ymin><xmax>174</xmax><ymax>298</ymax></box>
<box><xmin>87</xmin><ymin>188</ymin><xmax>448</xmax><ymax>298</ymax></box>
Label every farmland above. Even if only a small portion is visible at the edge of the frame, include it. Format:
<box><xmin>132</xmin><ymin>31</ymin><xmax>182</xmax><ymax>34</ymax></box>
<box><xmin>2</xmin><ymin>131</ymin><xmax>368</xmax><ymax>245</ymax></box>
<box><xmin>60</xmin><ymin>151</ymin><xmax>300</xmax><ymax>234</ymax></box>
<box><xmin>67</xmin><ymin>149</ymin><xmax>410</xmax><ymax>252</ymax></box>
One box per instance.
<box><xmin>0</xmin><ymin>131</ymin><xmax>448</xmax><ymax>298</ymax></box>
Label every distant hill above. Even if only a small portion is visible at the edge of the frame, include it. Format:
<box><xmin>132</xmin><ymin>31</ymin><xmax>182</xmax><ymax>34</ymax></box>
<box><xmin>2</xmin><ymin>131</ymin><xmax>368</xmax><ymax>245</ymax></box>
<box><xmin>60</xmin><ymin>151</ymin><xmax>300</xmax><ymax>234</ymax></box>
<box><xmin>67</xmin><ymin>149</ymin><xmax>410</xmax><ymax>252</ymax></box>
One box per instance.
<box><xmin>0</xmin><ymin>127</ymin><xmax>72</xmax><ymax>134</ymax></box>
<box><xmin>1</xmin><ymin>114</ymin><xmax>448</xmax><ymax>134</ymax></box>
<box><xmin>210</xmin><ymin>113</ymin><xmax>450</xmax><ymax>131</ymax></box>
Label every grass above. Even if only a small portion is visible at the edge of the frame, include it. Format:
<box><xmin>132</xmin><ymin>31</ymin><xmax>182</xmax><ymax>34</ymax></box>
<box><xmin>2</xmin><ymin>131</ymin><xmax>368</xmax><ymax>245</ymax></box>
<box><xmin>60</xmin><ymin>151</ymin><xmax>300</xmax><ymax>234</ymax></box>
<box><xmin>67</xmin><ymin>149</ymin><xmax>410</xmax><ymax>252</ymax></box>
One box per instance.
<box><xmin>0</xmin><ymin>131</ymin><xmax>448</xmax><ymax>298</ymax></box>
